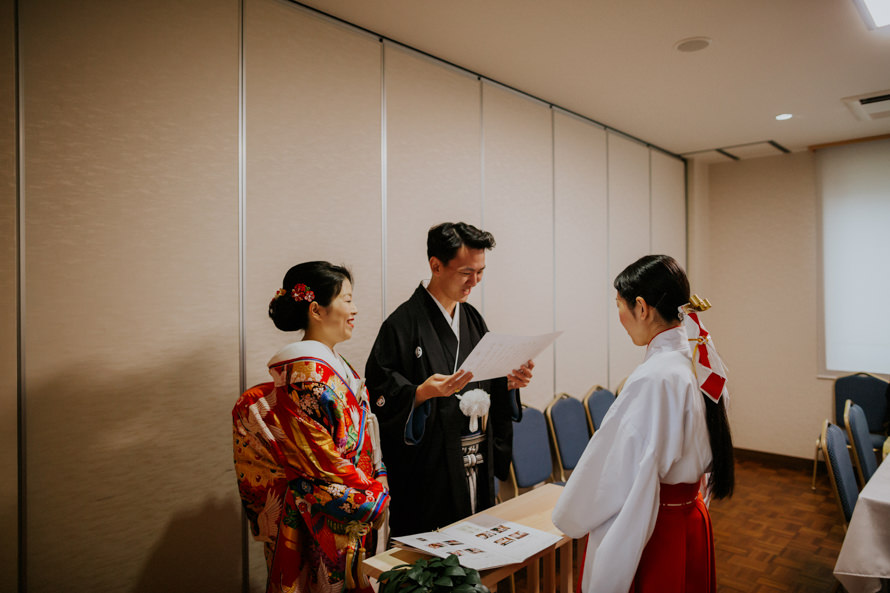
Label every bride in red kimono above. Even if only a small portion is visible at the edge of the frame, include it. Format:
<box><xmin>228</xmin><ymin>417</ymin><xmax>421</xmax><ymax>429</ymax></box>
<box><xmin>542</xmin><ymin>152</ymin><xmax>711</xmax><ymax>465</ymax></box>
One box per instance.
<box><xmin>233</xmin><ymin>261</ymin><xmax>389</xmax><ymax>593</ymax></box>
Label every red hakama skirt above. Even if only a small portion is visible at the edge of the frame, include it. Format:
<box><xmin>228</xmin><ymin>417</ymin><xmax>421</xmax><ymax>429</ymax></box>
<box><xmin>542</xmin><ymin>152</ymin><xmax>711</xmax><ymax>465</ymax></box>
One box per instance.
<box><xmin>576</xmin><ymin>481</ymin><xmax>716</xmax><ymax>593</ymax></box>
<box><xmin>631</xmin><ymin>481</ymin><xmax>716</xmax><ymax>593</ymax></box>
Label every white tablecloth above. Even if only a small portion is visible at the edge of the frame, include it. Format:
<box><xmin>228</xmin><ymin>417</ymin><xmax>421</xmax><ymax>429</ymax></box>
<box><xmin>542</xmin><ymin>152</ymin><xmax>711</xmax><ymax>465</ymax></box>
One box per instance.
<box><xmin>835</xmin><ymin>457</ymin><xmax>890</xmax><ymax>593</ymax></box>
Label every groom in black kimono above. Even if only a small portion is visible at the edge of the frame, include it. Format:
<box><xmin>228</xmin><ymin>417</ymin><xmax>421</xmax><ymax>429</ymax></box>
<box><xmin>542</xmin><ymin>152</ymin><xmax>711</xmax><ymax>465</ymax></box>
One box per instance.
<box><xmin>366</xmin><ymin>221</ymin><xmax>534</xmax><ymax>537</ymax></box>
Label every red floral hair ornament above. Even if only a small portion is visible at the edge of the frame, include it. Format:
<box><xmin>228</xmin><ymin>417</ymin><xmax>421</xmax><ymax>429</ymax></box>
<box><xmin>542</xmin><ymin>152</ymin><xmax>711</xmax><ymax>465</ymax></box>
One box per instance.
<box><xmin>291</xmin><ymin>283</ymin><xmax>315</xmax><ymax>303</ymax></box>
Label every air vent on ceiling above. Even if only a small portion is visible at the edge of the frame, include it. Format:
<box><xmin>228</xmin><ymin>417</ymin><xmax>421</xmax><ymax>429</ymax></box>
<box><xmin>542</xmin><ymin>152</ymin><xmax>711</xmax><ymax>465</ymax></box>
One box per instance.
<box><xmin>843</xmin><ymin>91</ymin><xmax>890</xmax><ymax>121</ymax></box>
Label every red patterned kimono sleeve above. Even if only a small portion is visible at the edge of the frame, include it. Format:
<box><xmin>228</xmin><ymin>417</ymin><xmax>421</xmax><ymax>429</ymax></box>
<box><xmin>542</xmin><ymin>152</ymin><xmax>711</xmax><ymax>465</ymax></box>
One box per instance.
<box><xmin>269</xmin><ymin>379</ymin><xmax>389</xmax><ymax>526</ymax></box>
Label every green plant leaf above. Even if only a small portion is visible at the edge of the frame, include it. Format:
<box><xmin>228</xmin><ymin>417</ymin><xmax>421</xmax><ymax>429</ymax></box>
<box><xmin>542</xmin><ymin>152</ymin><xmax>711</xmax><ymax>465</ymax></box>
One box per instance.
<box><xmin>442</xmin><ymin>554</ymin><xmax>460</xmax><ymax>567</ymax></box>
<box><xmin>452</xmin><ymin>585</ymin><xmax>476</xmax><ymax>593</ymax></box>
<box><xmin>434</xmin><ymin>576</ymin><xmax>454</xmax><ymax>587</ymax></box>
<box><xmin>464</xmin><ymin>570</ymin><xmax>481</xmax><ymax>585</ymax></box>
<box><xmin>379</xmin><ymin>566</ymin><xmax>409</xmax><ymax>580</ymax></box>
<box><xmin>406</xmin><ymin>565</ymin><xmax>425</xmax><ymax>581</ymax></box>
<box><xmin>378</xmin><ymin>572</ymin><xmax>401</xmax><ymax>592</ymax></box>
<box><xmin>443</xmin><ymin>565</ymin><xmax>467</xmax><ymax>577</ymax></box>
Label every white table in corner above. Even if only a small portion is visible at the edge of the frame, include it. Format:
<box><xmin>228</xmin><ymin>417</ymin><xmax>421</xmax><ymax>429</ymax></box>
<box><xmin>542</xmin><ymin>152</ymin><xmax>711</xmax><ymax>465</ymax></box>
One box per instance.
<box><xmin>834</xmin><ymin>457</ymin><xmax>890</xmax><ymax>593</ymax></box>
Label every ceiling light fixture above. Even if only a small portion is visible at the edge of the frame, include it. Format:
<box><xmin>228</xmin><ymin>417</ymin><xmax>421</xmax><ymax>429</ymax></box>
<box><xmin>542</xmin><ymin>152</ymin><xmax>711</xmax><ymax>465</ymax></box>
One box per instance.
<box><xmin>776</xmin><ymin>113</ymin><xmax>793</xmax><ymax>121</ymax></box>
<box><xmin>674</xmin><ymin>37</ymin><xmax>711</xmax><ymax>52</ymax></box>
<box><xmin>853</xmin><ymin>0</ymin><xmax>890</xmax><ymax>29</ymax></box>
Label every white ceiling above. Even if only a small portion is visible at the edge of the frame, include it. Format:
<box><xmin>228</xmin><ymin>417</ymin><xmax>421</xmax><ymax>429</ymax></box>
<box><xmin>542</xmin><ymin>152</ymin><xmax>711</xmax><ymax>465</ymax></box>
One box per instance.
<box><xmin>297</xmin><ymin>0</ymin><xmax>890</xmax><ymax>161</ymax></box>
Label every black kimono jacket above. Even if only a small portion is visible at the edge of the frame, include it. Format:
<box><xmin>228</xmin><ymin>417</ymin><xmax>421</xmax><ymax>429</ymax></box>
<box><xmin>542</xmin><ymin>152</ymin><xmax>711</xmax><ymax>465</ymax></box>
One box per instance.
<box><xmin>365</xmin><ymin>284</ymin><xmax>518</xmax><ymax>536</ymax></box>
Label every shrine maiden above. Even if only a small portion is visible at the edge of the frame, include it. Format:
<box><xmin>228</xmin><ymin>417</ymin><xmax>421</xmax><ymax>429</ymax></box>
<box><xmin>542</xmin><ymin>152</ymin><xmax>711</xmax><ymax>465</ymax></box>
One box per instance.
<box><xmin>233</xmin><ymin>261</ymin><xmax>389</xmax><ymax>593</ymax></box>
<box><xmin>552</xmin><ymin>254</ymin><xmax>734</xmax><ymax>593</ymax></box>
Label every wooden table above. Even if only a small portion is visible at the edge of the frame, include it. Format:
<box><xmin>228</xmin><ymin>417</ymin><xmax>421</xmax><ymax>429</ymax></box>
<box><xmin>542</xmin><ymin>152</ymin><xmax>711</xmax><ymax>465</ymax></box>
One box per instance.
<box><xmin>363</xmin><ymin>483</ymin><xmax>573</xmax><ymax>593</ymax></box>
<box><xmin>834</xmin><ymin>457</ymin><xmax>890</xmax><ymax>593</ymax></box>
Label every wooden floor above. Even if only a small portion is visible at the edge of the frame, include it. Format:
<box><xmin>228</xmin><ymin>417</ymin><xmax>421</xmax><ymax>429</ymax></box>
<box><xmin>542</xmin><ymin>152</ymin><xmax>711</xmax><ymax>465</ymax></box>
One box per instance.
<box><xmin>709</xmin><ymin>451</ymin><xmax>846</xmax><ymax>593</ymax></box>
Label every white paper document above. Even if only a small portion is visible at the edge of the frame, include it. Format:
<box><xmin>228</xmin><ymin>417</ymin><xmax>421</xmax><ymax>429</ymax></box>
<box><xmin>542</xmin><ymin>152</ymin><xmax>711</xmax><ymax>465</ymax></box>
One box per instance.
<box><xmin>391</xmin><ymin>515</ymin><xmax>562</xmax><ymax>571</ymax></box>
<box><xmin>457</xmin><ymin>331</ymin><xmax>563</xmax><ymax>382</ymax></box>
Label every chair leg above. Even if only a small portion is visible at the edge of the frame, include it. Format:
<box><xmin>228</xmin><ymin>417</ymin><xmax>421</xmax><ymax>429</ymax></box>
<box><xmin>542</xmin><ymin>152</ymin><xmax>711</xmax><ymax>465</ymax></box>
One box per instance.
<box><xmin>812</xmin><ymin>436</ymin><xmax>822</xmax><ymax>490</ymax></box>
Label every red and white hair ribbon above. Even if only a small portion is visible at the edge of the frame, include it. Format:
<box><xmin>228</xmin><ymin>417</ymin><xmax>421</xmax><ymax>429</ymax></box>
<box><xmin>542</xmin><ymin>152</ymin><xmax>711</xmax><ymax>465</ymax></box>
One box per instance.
<box><xmin>680</xmin><ymin>300</ymin><xmax>728</xmax><ymax>404</ymax></box>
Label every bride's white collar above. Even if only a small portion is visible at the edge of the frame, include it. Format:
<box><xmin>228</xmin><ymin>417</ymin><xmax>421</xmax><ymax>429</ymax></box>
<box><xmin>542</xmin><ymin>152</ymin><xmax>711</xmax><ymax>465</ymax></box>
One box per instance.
<box><xmin>268</xmin><ymin>340</ymin><xmax>341</xmax><ymax>370</ymax></box>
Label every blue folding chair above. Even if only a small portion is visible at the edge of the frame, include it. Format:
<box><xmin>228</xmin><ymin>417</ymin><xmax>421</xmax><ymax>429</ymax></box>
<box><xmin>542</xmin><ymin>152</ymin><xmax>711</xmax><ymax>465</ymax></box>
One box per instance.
<box><xmin>821</xmin><ymin>420</ymin><xmax>859</xmax><ymax>524</ymax></box>
<box><xmin>545</xmin><ymin>393</ymin><xmax>591</xmax><ymax>482</ymax></box>
<box><xmin>510</xmin><ymin>405</ymin><xmax>557</xmax><ymax>493</ymax></box>
<box><xmin>834</xmin><ymin>373</ymin><xmax>888</xmax><ymax>451</ymax></box>
<box><xmin>583</xmin><ymin>385</ymin><xmax>616</xmax><ymax>434</ymax></box>
<box><xmin>813</xmin><ymin>372</ymin><xmax>889</xmax><ymax>489</ymax></box>
<box><xmin>845</xmin><ymin>400</ymin><xmax>879</xmax><ymax>488</ymax></box>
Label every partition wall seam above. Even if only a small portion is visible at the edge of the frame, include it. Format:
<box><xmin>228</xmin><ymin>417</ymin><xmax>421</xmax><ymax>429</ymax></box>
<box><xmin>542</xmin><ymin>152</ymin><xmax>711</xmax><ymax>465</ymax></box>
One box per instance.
<box><xmin>683</xmin><ymin>160</ymin><xmax>690</xmax><ymax>270</ymax></box>
<box><xmin>814</xmin><ymin>150</ymin><xmax>828</xmax><ymax>376</ymax></box>
<box><xmin>479</xmin><ymin>78</ymin><xmax>485</xmax><ymax>317</ymax></box>
<box><xmin>237</xmin><ymin>1</ymin><xmax>249</xmax><ymax>591</ymax></box>
<box><xmin>604</xmin><ymin>133</ymin><xmax>611</xmax><ymax>390</ymax></box>
<box><xmin>282</xmin><ymin>1</ymin><xmax>683</xmax><ymax>162</ymax></box>
<box><xmin>550</xmin><ymin>108</ymin><xmax>557</xmax><ymax>396</ymax></box>
<box><xmin>380</xmin><ymin>40</ymin><xmax>387</xmax><ymax>319</ymax></box>
<box><xmin>648</xmin><ymin>150</ymin><xmax>653</xmax><ymax>252</ymax></box>
<box><xmin>15</xmin><ymin>0</ymin><xmax>27</xmax><ymax>588</ymax></box>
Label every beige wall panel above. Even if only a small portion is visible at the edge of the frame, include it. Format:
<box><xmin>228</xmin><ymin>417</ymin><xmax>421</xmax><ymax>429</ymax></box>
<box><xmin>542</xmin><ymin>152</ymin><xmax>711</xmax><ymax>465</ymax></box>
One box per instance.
<box><xmin>481</xmin><ymin>83</ymin><xmax>553</xmax><ymax>410</ymax></box>
<box><xmin>650</xmin><ymin>150</ymin><xmax>687</xmax><ymax>269</ymax></box>
<box><xmin>21</xmin><ymin>2</ymin><xmax>240</xmax><ymax>591</ymax></box>
<box><xmin>1</xmin><ymin>0</ymin><xmax>17</xmax><ymax>587</ymax></box>
<box><xmin>607</xmin><ymin>133</ymin><xmax>651</xmax><ymax>390</ymax></box>
<box><xmin>243</xmin><ymin>1</ymin><xmax>382</xmax><ymax>389</ymax></box>
<box><xmin>706</xmin><ymin>152</ymin><xmax>830</xmax><ymax>458</ymax></box>
<box><xmin>553</xmin><ymin>113</ymin><xmax>608</xmax><ymax>399</ymax></box>
<box><xmin>384</xmin><ymin>45</ymin><xmax>482</xmax><ymax>315</ymax></box>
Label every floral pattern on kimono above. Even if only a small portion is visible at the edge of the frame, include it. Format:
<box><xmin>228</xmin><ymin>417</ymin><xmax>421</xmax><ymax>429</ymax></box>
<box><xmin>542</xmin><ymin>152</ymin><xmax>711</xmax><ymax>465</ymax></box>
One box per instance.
<box><xmin>233</xmin><ymin>354</ymin><xmax>388</xmax><ymax>593</ymax></box>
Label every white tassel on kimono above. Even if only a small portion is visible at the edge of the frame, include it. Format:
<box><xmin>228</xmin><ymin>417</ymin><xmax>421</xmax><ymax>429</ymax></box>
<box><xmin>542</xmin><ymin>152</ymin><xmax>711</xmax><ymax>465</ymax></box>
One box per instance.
<box><xmin>456</xmin><ymin>388</ymin><xmax>490</xmax><ymax>432</ymax></box>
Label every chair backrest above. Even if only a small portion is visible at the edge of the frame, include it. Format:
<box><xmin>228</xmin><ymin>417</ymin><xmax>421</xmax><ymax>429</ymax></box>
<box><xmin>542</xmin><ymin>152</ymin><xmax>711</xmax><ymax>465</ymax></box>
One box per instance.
<box><xmin>545</xmin><ymin>393</ymin><xmax>590</xmax><ymax>481</ymax></box>
<box><xmin>844</xmin><ymin>400</ymin><xmax>879</xmax><ymax>487</ymax></box>
<box><xmin>510</xmin><ymin>405</ymin><xmax>555</xmax><ymax>490</ymax></box>
<box><xmin>821</xmin><ymin>419</ymin><xmax>859</xmax><ymax>524</ymax></box>
<box><xmin>583</xmin><ymin>386</ymin><xmax>616</xmax><ymax>434</ymax></box>
<box><xmin>834</xmin><ymin>373</ymin><xmax>888</xmax><ymax>435</ymax></box>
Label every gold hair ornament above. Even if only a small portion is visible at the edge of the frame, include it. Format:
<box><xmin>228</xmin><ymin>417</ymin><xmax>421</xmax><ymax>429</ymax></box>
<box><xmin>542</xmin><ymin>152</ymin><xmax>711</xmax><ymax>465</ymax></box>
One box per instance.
<box><xmin>684</xmin><ymin>294</ymin><xmax>712</xmax><ymax>313</ymax></box>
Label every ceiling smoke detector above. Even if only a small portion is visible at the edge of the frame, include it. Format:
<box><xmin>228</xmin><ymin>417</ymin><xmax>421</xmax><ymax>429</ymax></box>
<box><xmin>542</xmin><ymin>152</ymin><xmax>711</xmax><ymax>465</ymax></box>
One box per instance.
<box><xmin>674</xmin><ymin>37</ymin><xmax>712</xmax><ymax>52</ymax></box>
<box><xmin>843</xmin><ymin>91</ymin><xmax>890</xmax><ymax>121</ymax></box>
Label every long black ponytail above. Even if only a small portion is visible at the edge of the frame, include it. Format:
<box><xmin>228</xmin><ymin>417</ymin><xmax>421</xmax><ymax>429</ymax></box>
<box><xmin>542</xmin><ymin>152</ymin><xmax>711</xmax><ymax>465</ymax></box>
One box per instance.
<box><xmin>705</xmin><ymin>397</ymin><xmax>734</xmax><ymax>499</ymax></box>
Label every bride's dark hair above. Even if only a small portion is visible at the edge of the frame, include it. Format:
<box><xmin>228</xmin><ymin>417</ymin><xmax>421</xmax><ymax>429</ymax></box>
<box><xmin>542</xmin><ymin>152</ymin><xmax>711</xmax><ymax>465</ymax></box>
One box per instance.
<box><xmin>268</xmin><ymin>261</ymin><xmax>352</xmax><ymax>332</ymax></box>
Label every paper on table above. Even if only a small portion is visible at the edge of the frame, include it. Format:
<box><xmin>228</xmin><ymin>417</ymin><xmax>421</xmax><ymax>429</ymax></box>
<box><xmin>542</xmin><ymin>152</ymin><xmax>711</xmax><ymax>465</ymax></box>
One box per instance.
<box><xmin>457</xmin><ymin>331</ymin><xmax>563</xmax><ymax>382</ymax></box>
<box><xmin>391</xmin><ymin>515</ymin><xmax>562</xmax><ymax>571</ymax></box>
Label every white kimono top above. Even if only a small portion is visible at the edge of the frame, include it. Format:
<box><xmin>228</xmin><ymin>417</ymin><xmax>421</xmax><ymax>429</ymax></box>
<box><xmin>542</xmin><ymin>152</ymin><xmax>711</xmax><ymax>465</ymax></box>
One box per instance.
<box><xmin>552</xmin><ymin>325</ymin><xmax>712</xmax><ymax>593</ymax></box>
